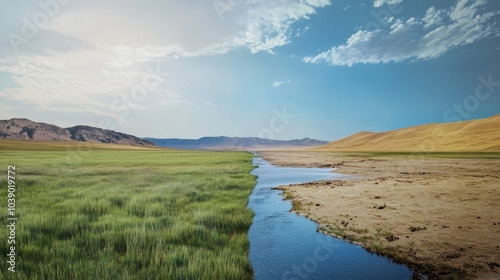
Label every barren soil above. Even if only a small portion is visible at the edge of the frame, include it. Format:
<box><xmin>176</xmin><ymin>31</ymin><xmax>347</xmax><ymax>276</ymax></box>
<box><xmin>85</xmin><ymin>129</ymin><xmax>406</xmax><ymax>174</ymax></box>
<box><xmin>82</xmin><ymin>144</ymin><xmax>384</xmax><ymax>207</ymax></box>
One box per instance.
<box><xmin>262</xmin><ymin>151</ymin><xmax>500</xmax><ymax>279</ymax></box>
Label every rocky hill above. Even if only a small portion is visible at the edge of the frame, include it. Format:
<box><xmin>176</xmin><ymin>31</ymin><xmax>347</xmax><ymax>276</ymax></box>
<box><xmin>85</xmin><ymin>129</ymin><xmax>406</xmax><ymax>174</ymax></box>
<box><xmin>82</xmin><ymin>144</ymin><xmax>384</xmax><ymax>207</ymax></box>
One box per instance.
<box><xmin>0</xmin><ymin>118</ymin><xmax>154</xmax><ymax>146</ymax></box>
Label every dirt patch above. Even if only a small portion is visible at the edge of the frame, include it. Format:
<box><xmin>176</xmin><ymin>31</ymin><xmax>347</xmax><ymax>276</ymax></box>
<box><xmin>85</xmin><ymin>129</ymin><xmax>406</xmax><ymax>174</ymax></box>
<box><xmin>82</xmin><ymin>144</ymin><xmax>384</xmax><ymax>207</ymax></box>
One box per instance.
<box><xmin>262</xmin><ymin>151</ymin><xmax>500</xmax><ymax>279</ymax></box>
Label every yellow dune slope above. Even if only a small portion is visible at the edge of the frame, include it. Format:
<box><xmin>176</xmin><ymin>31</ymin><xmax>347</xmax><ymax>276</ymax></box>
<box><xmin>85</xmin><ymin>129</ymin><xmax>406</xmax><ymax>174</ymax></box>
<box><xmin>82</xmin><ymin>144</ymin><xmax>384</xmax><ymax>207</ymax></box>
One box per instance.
<box><xmin>318</xmin><ymin>114</ymin><xmax>500</xmax><ymax>152</ymax></box>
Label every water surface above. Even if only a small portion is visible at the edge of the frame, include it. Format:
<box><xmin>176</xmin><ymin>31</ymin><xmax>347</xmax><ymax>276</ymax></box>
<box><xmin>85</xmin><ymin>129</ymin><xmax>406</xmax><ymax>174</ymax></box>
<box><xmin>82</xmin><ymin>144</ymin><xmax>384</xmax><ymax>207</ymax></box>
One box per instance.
<box><xmin>248</xmin><ymin>157</ymin><xmax>413</xmax><ymax>280</ymax></box>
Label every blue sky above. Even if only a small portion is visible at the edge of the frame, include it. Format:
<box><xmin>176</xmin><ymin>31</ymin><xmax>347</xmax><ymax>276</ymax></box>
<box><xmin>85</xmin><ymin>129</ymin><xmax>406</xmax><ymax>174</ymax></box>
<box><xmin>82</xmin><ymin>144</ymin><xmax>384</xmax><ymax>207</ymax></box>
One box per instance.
<box><xmin>1</xmin><ymin>0</ymin><xmax>499</xmax><ymax>141</ymax></box>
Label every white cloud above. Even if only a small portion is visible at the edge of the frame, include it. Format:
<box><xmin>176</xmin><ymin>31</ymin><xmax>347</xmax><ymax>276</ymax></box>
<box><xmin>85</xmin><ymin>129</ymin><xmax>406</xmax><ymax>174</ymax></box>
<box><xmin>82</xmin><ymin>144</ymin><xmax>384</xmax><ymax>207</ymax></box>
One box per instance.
<box><xmin>450</xmin><ymin>0</ymin><xmax>487</xmax><ymax>20</ymax></box>
<box><xmin>227</xmin><ymin>0</ymin><xmax>330</xmax><ymax>54</ymax></box>
<box><xmin>158</xmin><ymin>99</ymin><xmax>191</xmax><ymax>107</ymax></box>
<box><xmin>304</xmin><ymin>0</ymin><xmax>499</xmax><ymax>66</ymax></box>
<box><xmin>273</xmin><ymin>80</ymin><xmax>290</xmax><ymax>87</ymax></box>
<box><xmin>22</xmin><ymin>0</ymin><xmax>329</xmax><ymax>58</ymax></box>
<box><xmin>273</xmin><ymin>81</ymin><xmax>285</xmax><ymax>87</ymax></box>
<box><xmin>0</xmin><ymin>0</ymin><xmax>330</xmax><ymax>125</ymax></box>
<box><xmin>422</xmin><ymin>7</ymin><xmax>445</xmax><ymax>29</ymax></box>
<box><xmin>0</xmin><ymin>47</ymin><xmax>183</xmax><ymax>124</ymax></box>
<box><xmin>373</xmin><ymin>0</ymin><xmax>403</xmax><ymax>8</ymax></box>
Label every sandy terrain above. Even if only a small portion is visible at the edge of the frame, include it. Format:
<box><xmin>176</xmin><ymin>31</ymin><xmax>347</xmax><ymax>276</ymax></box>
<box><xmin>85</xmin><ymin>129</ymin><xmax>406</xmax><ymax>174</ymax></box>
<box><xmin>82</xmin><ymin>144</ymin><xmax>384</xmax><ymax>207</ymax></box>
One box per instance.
<box><xmin>261</xmin><ymin>151</ymin><xmax>500</xmax><ymax>279</ymax></box>
<box><xmin>316</xmin><ymin>114</ymin><xmax>500</xmax><ymax>152</ymax></box>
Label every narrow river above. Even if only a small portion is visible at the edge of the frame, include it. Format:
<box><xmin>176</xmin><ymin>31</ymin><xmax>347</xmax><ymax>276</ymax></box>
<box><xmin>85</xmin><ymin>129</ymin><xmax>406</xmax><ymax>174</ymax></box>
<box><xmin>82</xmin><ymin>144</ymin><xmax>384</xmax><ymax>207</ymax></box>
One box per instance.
<box><xmin>248</xmin><ymin>157</ymin><xmax>413</xmax><ymax>280</ymax></box>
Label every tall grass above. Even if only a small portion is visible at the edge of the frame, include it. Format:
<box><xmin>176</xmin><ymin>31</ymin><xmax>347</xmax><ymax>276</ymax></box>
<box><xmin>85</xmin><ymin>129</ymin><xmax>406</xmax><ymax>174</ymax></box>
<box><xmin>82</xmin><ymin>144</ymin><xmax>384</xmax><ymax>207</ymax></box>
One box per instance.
<box><xmin>0</xmin><ymin>150</ymin><xmax>256</xmax><ymax>279</ymax></box>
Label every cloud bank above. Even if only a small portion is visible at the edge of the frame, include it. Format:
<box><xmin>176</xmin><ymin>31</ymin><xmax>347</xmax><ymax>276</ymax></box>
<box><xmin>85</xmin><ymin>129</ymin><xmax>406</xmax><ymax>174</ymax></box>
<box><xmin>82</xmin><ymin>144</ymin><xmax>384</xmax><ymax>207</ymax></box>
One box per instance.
<box><xmin>0</xmin><ymin>0</ymin><xmax>330</xmax><ymax>122</ymax></box>
<box><xmin>304</xmin><ymin>0</ymin><xmax>499</xmax><ymax>66</ymax></box>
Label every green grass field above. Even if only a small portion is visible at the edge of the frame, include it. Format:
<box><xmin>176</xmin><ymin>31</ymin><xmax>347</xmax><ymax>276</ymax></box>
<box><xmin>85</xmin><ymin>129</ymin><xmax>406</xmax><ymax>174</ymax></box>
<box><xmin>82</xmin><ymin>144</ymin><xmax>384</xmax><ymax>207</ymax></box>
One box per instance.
<box><xmin>0</xmin><ymin>147</ymin><xmax>256</xmax><ymax>279</ymax></box>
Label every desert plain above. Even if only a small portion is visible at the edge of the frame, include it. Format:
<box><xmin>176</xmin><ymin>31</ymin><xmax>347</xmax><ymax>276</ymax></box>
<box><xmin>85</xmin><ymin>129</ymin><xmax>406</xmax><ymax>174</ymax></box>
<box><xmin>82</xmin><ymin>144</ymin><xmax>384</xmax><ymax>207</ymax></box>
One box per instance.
<box><xmin>262</xmin><ymin>151</ymin><xmax>500</xmax><ymax>279</ymax></box>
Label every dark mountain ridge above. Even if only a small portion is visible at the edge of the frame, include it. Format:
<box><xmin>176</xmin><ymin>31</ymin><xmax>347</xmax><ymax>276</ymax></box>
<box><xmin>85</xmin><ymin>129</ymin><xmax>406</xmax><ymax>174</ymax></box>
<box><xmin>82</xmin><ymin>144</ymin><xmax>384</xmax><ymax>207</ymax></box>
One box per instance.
<box><xmin>0</xmin><ymin>118</ymin><xmax>154</xmax><ymax>146</ymax></box>
<box><xmin>1</xmin><ymin>118</ymin><xmax>328</xmax><ymax>150</ymax></box>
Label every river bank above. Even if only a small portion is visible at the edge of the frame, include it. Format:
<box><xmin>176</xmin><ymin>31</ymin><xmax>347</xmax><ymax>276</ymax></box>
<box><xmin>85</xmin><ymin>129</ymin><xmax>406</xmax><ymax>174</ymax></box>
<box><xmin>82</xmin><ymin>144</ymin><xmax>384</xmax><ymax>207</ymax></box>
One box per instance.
<box><xmin>248</xmin><ymin>157</ymin><xmax>413</xmax><ymax>279</ymax></box>
<box><xmin>261</xmin><ymin>151</ymin><xmax>500</xmax><ymax>279</ymax></box>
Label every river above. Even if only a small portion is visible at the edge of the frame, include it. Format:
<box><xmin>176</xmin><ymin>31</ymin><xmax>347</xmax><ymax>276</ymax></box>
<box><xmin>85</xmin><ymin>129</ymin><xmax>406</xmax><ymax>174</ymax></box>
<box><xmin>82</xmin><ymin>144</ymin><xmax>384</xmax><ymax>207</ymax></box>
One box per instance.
<box><xmin>248</xmin><ymin>157</ymin><xmax>413</xmax><ymax>279</ymax></box>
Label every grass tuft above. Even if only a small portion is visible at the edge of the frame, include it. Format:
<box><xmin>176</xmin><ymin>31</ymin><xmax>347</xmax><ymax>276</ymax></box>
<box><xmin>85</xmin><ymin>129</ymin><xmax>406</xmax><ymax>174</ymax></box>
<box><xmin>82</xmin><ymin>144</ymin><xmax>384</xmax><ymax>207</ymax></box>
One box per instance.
<box><xmin>0</xmin><ymin>149</ymin><xmax>256</xmax><ymax>279</ymax></box>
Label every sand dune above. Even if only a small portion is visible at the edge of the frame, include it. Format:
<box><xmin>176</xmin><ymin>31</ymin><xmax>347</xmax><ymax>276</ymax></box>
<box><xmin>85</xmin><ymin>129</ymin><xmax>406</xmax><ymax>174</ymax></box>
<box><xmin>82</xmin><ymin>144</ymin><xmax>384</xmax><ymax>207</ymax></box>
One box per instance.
<box><xmin>318</xmin><ymin>115</ymin><xmax>500</xmax><ymax>152</ymax></box>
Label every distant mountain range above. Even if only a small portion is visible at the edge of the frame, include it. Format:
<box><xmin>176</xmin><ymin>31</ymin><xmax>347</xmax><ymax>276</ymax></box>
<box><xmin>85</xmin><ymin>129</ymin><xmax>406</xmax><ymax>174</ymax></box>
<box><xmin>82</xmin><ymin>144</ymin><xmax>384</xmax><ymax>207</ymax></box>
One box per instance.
<box><xmin>0</xmin><ymin>118</ymin><xmax>328</xmax><ymax>150</ymax></box>
<box><xmin>316</xmin><ymin>114</ymin><xmax>500</xmax><ymax>152</ymax></box>
<box><xmin>5</xmin><ymin>115</ymin><xmax>497</xmax><ymax>152</ymax></box>
<box><xmin>145</xmin><ymin>136</ymin><xmax>328</xmax><ymax>150</ymax></box>
<box><xmin>0</xmin><ymin>118</ymin><xmax>154</xmax><ymax>146</ymax></box>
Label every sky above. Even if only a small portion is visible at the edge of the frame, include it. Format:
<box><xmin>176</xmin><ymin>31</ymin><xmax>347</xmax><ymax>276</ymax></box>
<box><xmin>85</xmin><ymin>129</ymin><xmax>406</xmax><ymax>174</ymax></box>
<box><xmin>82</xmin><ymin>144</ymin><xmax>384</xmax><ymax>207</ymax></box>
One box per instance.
<box><xmin>0</xmin><ymin>0</ymin><xmax>499</xmax><ymax>141</ymax></box>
